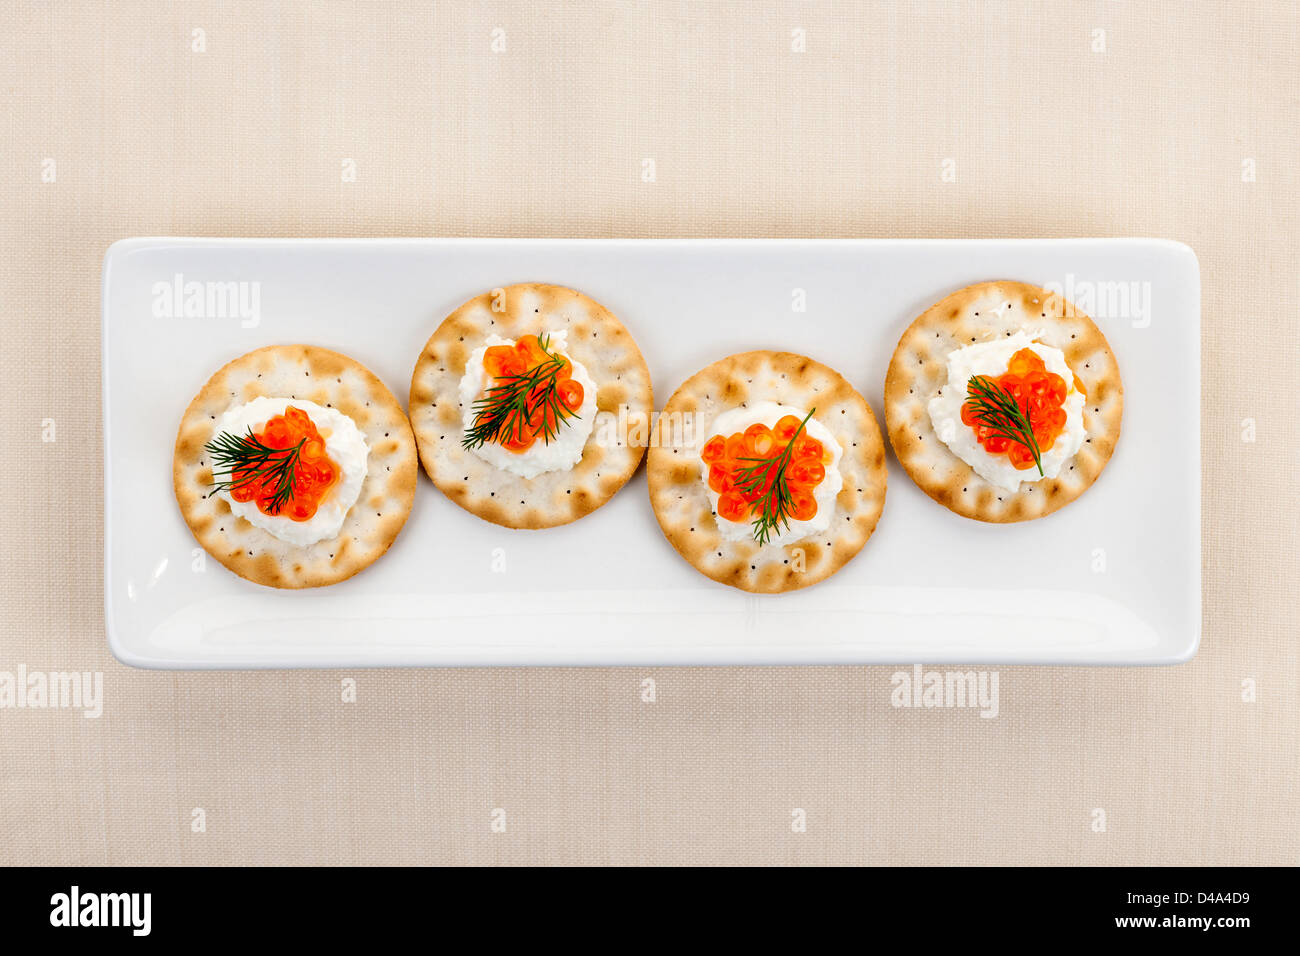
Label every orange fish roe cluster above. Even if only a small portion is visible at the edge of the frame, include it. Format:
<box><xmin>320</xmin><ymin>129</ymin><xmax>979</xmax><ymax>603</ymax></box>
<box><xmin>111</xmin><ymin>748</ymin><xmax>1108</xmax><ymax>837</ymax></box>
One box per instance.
<box><xmin>700</xmin><ymin>415</ymin><xmax>831</xmax><ymax>524</ymax></box>
<box><xmin>480</xmin><ymin>334</ymin><xmax>584</xmax><ymax>453</ymax></box>
<box><xmin>228</xmin><ymin>406</ymin><xmax>339</xmax><ymax>521</ymax></box>
<box><xmin>960</xmin><ymin>347</ymin><xmax>1069</xmax><ymax>470</ymax></box>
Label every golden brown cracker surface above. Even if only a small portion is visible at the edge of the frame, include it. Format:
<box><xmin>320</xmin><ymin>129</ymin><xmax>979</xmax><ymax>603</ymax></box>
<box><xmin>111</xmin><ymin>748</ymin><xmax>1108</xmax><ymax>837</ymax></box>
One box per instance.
<box><xmin>648</xmin><ymin>350</ymin><xmax>887</xmax><ymax>594</ymax></box>
<box><xmin>173</xmin><ymin>345</ymin><xmax>418</xmax><ymax>588</ymax></box>
<box><xmin>884</xmin><ymin>280</ymin><xmax>1123</xmax><ymax>522</ymax></box>
<box><xmin>410</xmin><ymin>283</ymin><xmax>653</xmax><ymax>529</ymax></box>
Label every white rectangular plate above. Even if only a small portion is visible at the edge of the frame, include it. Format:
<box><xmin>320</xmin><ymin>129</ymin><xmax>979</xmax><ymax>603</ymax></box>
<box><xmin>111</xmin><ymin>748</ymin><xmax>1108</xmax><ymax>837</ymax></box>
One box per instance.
<box><xmin>103</xmin><ymin>238</ymin><xmax>1200</xmax><ymax>667</ymax></box>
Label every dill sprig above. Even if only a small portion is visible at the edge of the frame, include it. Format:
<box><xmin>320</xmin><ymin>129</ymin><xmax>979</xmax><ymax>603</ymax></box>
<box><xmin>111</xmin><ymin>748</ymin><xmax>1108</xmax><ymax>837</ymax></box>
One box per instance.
<box><xmin>964</xmin><ymin>375</ymin><xmax>1043</xmax><ymax>476</ymax></box>
<box><xmin>461</xmin><ymin>334</ymin><xmax>576</xmax><ymax>449</ymax></box>
<box><xmin>732</xmin><ymin>408</ymin><xmax>815</xmax><ymax>546</ymax></box>
<box><xmin>204</xmin><ymin>429</ymin><xmax>305</xmax><ymax>516</ymax></box>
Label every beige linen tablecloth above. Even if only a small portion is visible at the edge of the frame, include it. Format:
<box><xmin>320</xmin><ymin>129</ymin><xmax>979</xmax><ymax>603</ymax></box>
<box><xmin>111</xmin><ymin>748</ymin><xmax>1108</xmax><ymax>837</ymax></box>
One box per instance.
<box><xmin>1</xmin><ymin>1</ymin><xmax>1296</xmax><ymax>865</ymax></box>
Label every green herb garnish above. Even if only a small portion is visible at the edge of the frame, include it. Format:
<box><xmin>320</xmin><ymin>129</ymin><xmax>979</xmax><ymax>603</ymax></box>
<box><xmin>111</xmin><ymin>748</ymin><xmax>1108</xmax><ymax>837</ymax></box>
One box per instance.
<box><xmin>461</xmin><ymin>334</ymin><xmax>575</xmax><ymax>449</ymax></box>
<box><xmin>204</xmin><ymin>429</ymin><xmax>306</xmax><ymax>515</ymax></box>
<box><xmin>964</xmin><ymin>375</ymin><xmax>1043</xmax><ymax>476</ymax></box>
<box><xmin>731</xmin><ymin>408</ymin><xmax>815</xmax><ymax>545</ymax></box>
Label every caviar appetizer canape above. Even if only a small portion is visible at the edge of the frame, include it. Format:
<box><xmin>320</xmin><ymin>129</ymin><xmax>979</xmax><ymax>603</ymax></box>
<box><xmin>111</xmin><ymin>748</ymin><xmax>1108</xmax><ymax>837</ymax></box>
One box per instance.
<box><xmin>409</xmin><ymin>283</ymin><xmax>653</xmax><ymax>529</ymax></box>
<box><xmin>884</xmin><ymin>280</ymin><xmax>1123</xmax><ymax>522</ymax></box>
<box><xmin>647</xmin><ymin>351</ymin><xmax>887</xmax><ymax>594</ymax></box>
<box><xmin>173</xmin><ymin>345</ymin><xmax>418</xmax><ymax>588</ymax></box>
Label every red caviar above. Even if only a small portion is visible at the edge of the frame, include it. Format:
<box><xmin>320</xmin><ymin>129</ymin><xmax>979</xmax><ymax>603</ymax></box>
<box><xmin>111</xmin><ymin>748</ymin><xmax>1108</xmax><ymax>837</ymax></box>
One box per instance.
<box><xmin>960</xmin><ymin>348</ymin><xmax>1069</xmax><ymax>470</ymax></box>
<box><xmin>480</xmin><ymin>335</ymin><xmax>583</xmax><ymax>454</ymax></box>
<box><xmin>701</xmin><ymin>415</ymin><xmax>832</xmax><ymax>524</ymax></box>
<box><xmin>228</xmin><ymin>406</ymin><xmax>339</xmax><ymax>521</ymax></box>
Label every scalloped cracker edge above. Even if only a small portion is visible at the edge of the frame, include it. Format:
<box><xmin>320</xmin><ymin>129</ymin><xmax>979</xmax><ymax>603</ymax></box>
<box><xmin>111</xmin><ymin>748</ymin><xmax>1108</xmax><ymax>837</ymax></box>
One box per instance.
<box><xmin>173</xmin><ymin>345</ymin><xmax>418</xmax><ymax>588</ymax></box>
<box><xmin>409</xmin><ymin>283</ymin><xmax>653</xmax><ymax>529</ymax></box>
<box><xmin>884</xmin><ymin>280</ymin><xmax>1123</xmax><ymax>523</ymax></box>
<box><xmin>647</xmin><ymin>350</ymin><xmax>887</xmax><ymax>594</ymax></box>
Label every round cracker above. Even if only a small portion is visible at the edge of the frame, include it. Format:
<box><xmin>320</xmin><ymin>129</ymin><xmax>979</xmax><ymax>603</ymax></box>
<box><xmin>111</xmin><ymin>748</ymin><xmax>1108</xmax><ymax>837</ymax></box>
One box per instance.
<box><xmin>173</xmin><ymin>345</ymin><xmax>419</xmax><ymax>589</ymax></box>
<box><xmin>884</xmin><ymin>280</ymin><xmax>1123</xmax><ymax>523</ymax></box>
<box><xmin>410</xmin><ymin>283</ymin><xmax>653</xmax><ymax>529</ymax></box>
<box><xmin>647</xmin><ymin>351</ymin><xmax>887</xmax><ymax>594</ymax></box>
